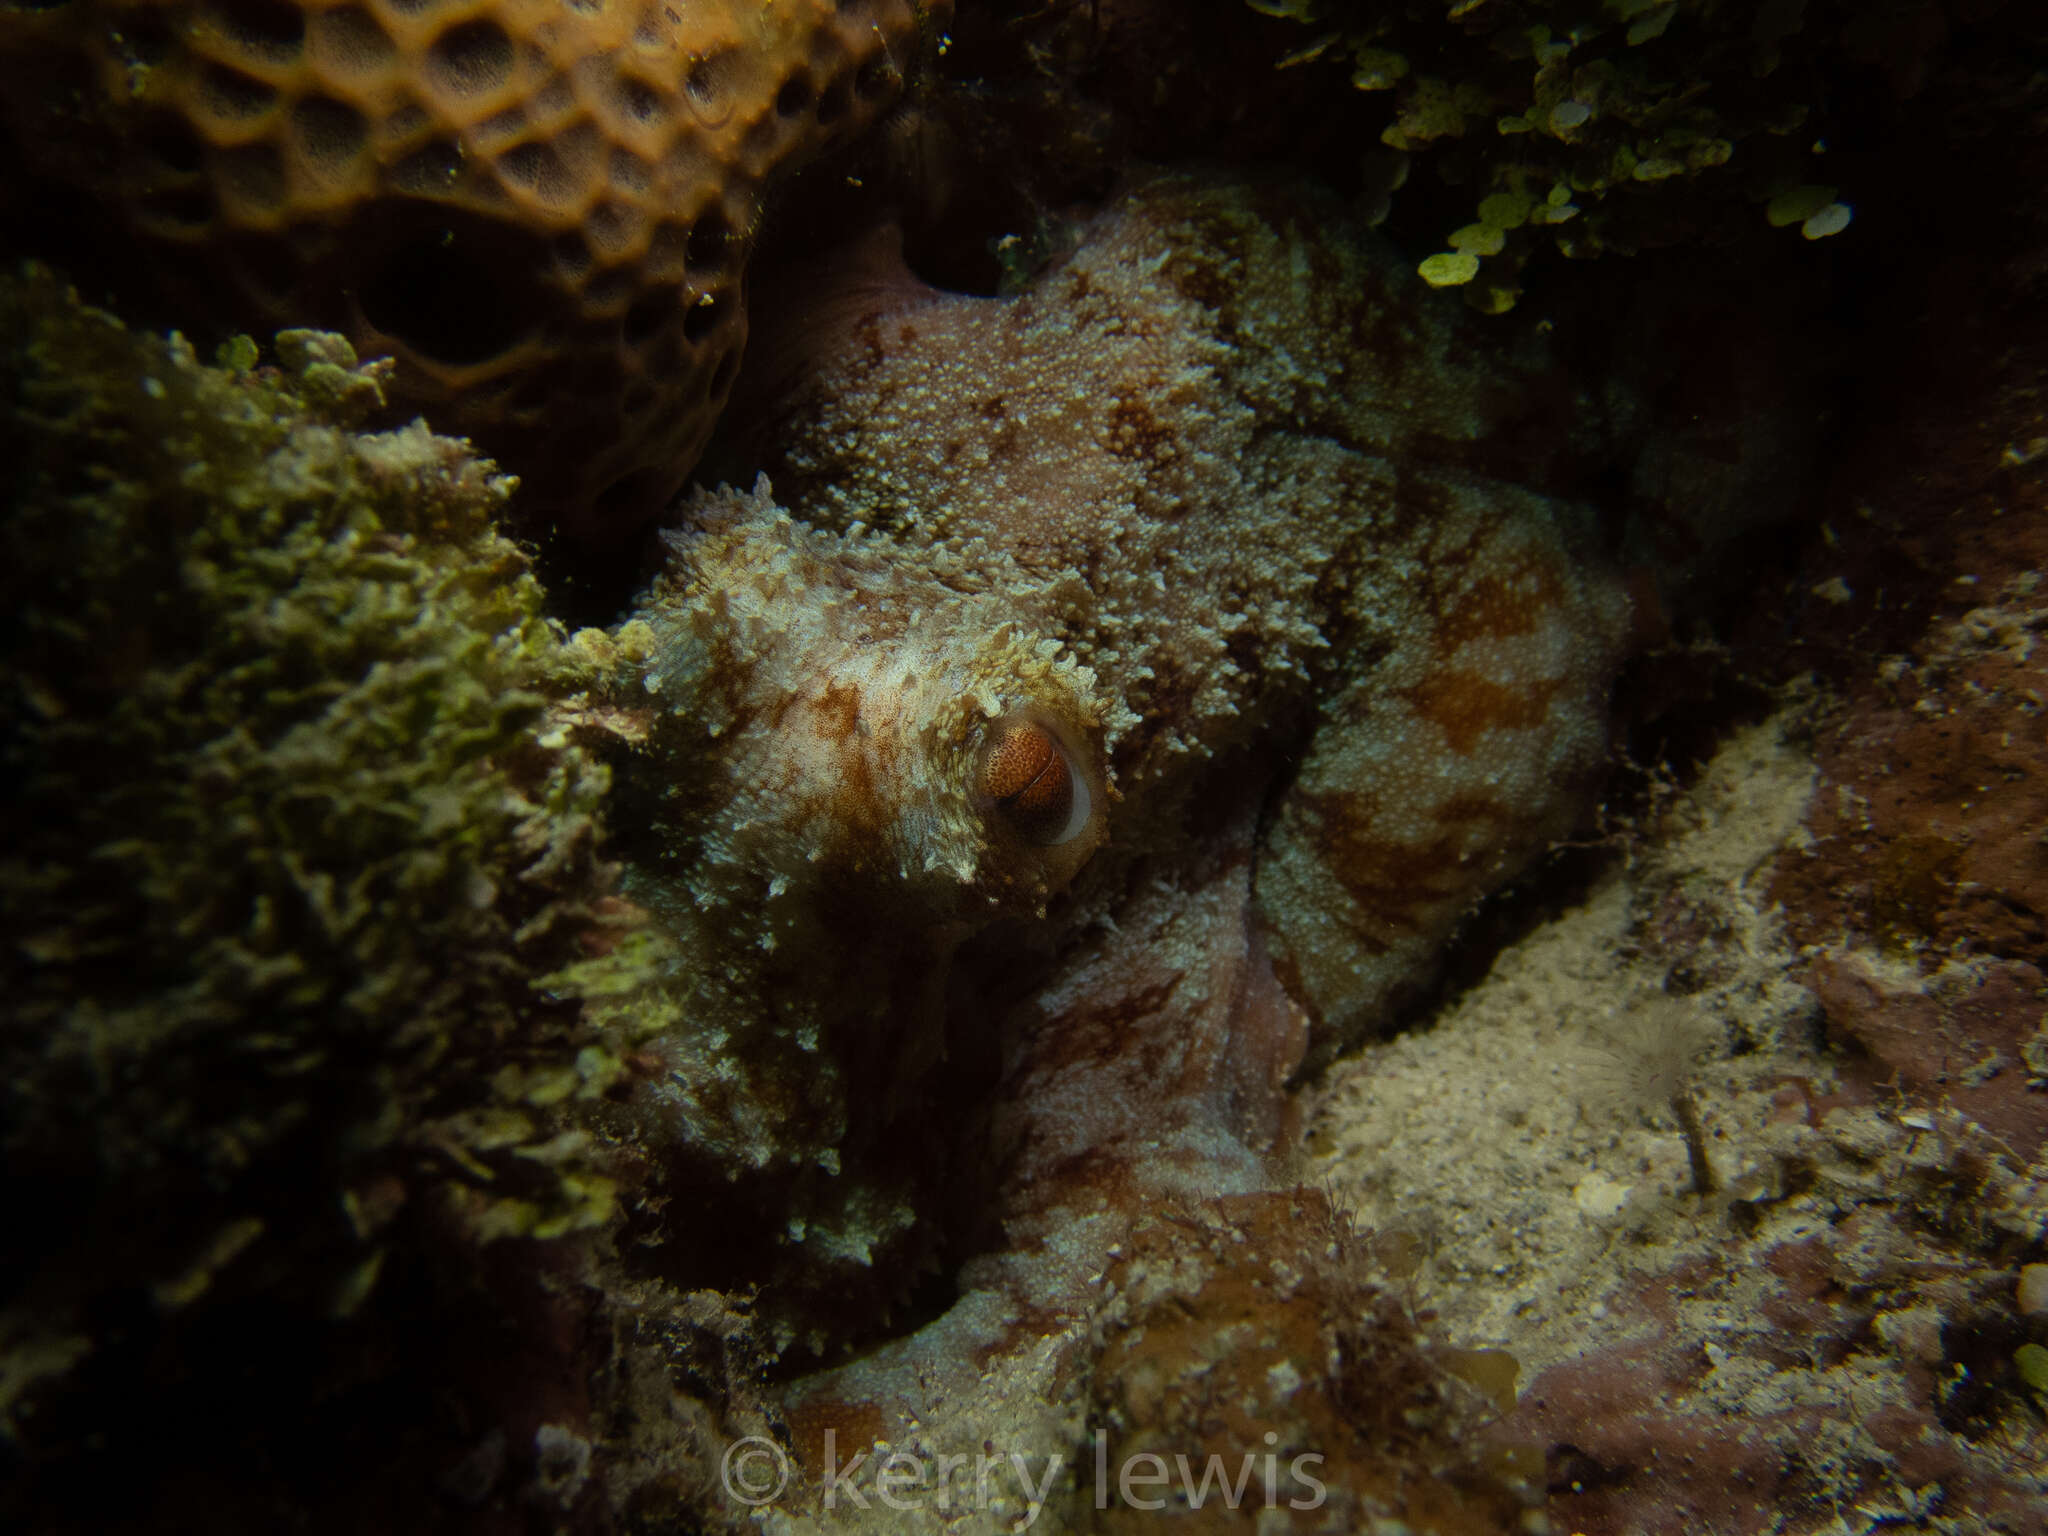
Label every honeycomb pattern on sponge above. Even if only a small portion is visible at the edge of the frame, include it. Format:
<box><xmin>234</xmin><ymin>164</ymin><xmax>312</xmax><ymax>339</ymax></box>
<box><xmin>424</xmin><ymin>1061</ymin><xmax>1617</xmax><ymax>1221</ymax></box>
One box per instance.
<box><xmin>0</xmin><ymin>0</ymin><xmax>943</xmax><ymax>540</ymax></box>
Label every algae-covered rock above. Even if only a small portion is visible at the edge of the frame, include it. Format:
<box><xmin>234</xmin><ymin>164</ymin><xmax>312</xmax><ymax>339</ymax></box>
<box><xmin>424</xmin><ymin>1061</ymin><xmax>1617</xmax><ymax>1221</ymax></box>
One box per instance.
<box><xmin>0</xmin><ymin>264</ymin><xmax>629</xmax><ymax>1528</ymax></box>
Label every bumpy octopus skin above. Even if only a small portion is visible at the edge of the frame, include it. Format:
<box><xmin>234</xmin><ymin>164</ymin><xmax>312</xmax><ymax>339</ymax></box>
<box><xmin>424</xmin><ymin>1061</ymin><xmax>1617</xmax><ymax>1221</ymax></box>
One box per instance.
<box><xmin>605</xmin><ymin>170</ymin><xmax>1674</xmax><ymax>1354</ymax></box>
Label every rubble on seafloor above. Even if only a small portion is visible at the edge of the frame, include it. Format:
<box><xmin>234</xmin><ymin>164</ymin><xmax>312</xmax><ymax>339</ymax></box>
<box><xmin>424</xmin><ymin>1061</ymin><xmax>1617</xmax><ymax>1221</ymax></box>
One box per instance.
<box><xmin>1311</xmin><ymin>712</ymin><xmax>2048</xmax><ymax>1536</ymax></box>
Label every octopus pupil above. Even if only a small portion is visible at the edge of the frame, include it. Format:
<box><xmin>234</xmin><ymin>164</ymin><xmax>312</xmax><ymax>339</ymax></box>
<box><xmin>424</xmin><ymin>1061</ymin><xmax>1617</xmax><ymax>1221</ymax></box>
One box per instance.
<box><xmin>984</xmin><ymin>722</ymin><xmax>1075</xmax><ymax>844</ymax></box>
<box><xmin>1007</xmin><ymin>753</ymin><xmax>1064</xmax><ymax>810</ymax></box>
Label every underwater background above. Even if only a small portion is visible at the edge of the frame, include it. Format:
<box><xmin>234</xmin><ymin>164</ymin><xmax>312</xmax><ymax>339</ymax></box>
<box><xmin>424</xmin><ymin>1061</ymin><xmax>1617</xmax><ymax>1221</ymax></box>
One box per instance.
<box><xmin>4</xmin><ymin>1</ymin><xmax>2046</xmax><ymax>1531</ymax></box>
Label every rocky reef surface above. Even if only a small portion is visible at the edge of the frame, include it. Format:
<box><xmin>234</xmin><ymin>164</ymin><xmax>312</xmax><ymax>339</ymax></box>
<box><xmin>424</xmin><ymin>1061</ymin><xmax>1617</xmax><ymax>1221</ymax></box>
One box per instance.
<box><xmin>4</xmin><ymin>2</ymin><xmax>2047</xmax><ymax>1534</ymax></box>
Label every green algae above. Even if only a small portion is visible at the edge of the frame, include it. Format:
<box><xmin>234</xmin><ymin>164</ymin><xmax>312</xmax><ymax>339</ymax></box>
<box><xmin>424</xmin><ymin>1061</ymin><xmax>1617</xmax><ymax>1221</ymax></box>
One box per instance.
<box><xmin>1252</xmin><ymin>0</ymin><xmax>1880</xmax><ymax>307</ymax></box>
<box><xmin>0</xmin><ymin>263</ymin><xmax>623</xmax><ymax>1448</ymax></box>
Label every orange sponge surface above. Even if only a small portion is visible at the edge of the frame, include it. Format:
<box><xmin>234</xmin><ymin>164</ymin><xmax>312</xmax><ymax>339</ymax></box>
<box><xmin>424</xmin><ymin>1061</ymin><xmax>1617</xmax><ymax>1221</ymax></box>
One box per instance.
<box><xmin>0</xmin><ymin>0</ymin><xmax>943</xmax><ymax>538</ymax></box>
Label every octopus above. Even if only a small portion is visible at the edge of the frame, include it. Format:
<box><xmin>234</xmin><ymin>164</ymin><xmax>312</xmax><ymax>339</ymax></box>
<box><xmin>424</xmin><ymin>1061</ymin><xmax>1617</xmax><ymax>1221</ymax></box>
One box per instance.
<box><xmin>583</xmin><ymin>168</ymin><xmax>1806</xmax><ymax>1521</ymax></box>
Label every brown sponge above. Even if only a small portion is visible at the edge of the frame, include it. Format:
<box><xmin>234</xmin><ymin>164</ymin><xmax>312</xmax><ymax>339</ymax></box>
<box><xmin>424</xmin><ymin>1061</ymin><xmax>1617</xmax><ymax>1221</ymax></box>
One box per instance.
<box><xmin>0</xmin><ymin>0</ymin><xmax>945</xmax><ymax>540</ymax></box>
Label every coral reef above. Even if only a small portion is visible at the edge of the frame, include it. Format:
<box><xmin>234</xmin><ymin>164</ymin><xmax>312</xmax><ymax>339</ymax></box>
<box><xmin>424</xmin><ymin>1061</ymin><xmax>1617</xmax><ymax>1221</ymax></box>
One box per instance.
<box><xmin>9</xmin><ymin>1</ymin><xmax>2046</xmax><ymax>1530</ymax></box>
<box><xmin>0</xmin><ymin>0</ymin><xmax>949</xmax><ymax>539</ymax></box>
<box><xmin>0</xmin><ymin>263</ymin><xmax>641</xmax><ymax>1529</ymax></box>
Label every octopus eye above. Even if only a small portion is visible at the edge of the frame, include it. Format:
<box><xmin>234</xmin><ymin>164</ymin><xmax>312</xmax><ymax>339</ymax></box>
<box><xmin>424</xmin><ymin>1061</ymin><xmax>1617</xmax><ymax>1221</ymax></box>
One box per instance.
<box><xmin>979</xmin><ymin>717</ymin><xmax>1091</xmax><ymax>847</ymax></box>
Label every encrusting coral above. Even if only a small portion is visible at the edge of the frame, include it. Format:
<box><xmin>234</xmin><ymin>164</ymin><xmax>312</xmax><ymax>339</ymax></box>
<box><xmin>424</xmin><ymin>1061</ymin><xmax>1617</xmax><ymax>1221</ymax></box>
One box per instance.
<box><xmin>0</xmin><ymin>0</ymin><xmax>951</xmax><ymax>540</ymax></box>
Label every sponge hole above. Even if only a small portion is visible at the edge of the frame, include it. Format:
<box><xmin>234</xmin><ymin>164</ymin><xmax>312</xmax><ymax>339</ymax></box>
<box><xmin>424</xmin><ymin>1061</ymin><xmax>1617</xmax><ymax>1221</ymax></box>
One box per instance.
<box><xmin>292</xmin><ymin>96</ymin><xmax>369</xmax><ymax>174</ymax></box>
<box><xmin>815</xmin><ymin>76</ymin><xmax>851</xmax><ymax>126</ymax></box>
<box><xmin>390</xmin><ymin>137</ymin><xmax>463</xmax><ymax>194</ymax></box>
<box><xmin>203</xmin><ymin>0</ymin><xmax>305</xmax><ymax>62</ymax></box>
<box><xmin>199</xmin><ymin>62</ymin><xmax>278</xmax><ymax>122</ymax></box>
<box><xmin>775</xmin><ymin>75</ymin><xmax>812</xmax><ymax>119</ymax></box>
<box><xmin>684</xmin><ymin>50</ymin><xmax>736</xmax><ymax>127</ymax></box>
<box><xmin>682</xmin><ymin>290</ymin><xmax>724</xmax><ymax>343</ymax></box>
<box><xmin>428</xmin><ymin>18</ymin><xmax>514</xmax><ymax>98</ymax></box>
<box><xmin>854</xmin><ymin>54</ymin><xmax>894</xmax><ymax>101</ymax></box>
<box><xmin>687</xmin><ymin>207</ymin><xmax>732</xmax><ymax>275</ymax></box>
<box><xmin>360</xmin><ymin>226</ymin><xmax>529</xmax><ymax>365</ymax></box>
<box><xmin>622</xmin><ymin>291</ymin><xmax>669</xmax><ymax>347</ymax></box>
<box><xmin>116</xmin><ymin>10</ymin><xmax>177</xmax><ymax>63</ymax></box>
<box><xmin>139</xmin><ymin>185</ymin><xmax>216</xmax><ymax>230</ymax></box>
<box><xmin>310</xmin><ymin>5</ymin><xmax>394</xmax><ymax>73</ymax></box>
<box><xmin>613</xmin><ymin>73</ymin><xmax>669</xmax><ymax>128</ymax></box>
<box><xmin>144</xmin><ymin>117</ymin><xmax>206</xmax><ymax>175</ymax></box>
<box><xmin>646</xmin><ymin>220</ymin><xmax>689</xmax><ymax>279</ymax></box>
<box><xmin>498</xmin><ymin>140</ymin><xmax>574</xmax><ymax>205</ymax></box>
<box><xmin>216</xmin><ymin>141</ymin><xmax>286</xmax><ymax>211</ymax></box>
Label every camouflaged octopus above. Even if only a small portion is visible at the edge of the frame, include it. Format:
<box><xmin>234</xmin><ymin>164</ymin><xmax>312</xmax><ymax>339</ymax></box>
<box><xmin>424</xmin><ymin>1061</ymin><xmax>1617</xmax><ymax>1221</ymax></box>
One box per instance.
<box><xmin>590</xmin><ymin>168</ymin><xmax>1761</xmax><ymax>1347</ymax></box>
